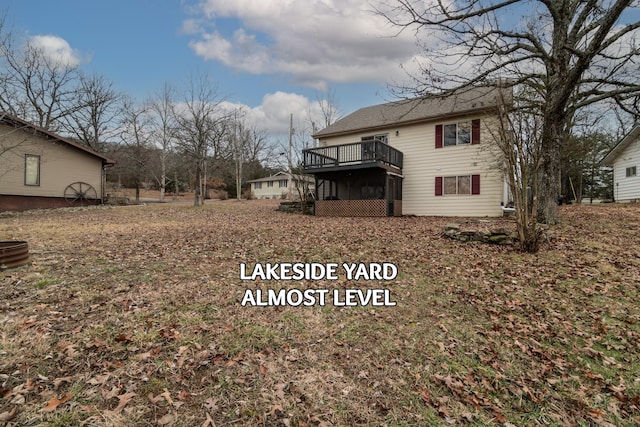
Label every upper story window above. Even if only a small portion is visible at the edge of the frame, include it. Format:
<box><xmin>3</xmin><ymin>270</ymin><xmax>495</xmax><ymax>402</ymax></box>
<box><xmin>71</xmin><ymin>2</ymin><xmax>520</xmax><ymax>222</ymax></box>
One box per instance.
<box><xmin>25</xmin><ymin>154</ymin><xmax>40</xmax><ymax>186</ymax></box>
<box><xmin>444</xmin><ymin>122</ymin><xmax>471</xmax><ymax>146</ymax></box>
<box><xmin>626</xmin><ymin>166</ymin><xmax>637</xmax><ymax>177</ymax></box>
<box><xmin>255</xmin><ymin>182</ymin><xmax>262</xmax><ymax>189</ymax></box>
<box><xmin>268</xmin><ymin>181</ymin><xmax>274</xmax><ymax>187</ymax></box>
<box><xmin>436</xmin><ymin>119</ymin><xmax>480</xmax><ymax>148</ymax></box>
<box><xmin>279</xmin><ymin>179</ymin><xmax>288</xmax><ymax>188</ymax></box>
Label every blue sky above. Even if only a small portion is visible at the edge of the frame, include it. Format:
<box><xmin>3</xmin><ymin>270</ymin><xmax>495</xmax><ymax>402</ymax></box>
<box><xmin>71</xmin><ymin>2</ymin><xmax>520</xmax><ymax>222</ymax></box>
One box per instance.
<box><xmin>3</xmin><ymin>0</ymin><xmax>418</xmax><ymax>139</ymax></box>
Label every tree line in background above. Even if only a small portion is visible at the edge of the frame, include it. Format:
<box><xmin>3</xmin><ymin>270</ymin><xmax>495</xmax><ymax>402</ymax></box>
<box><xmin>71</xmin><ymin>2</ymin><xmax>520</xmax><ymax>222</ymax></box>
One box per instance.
<box><xmin>0</xmin><ymin>14</ymin><xmax>319</xmax><ymax>205</ymax></box>
<box><xmin>1</xmin><ymin>4</ymin><xmax>638</xmax><ymax>231</ymax></box>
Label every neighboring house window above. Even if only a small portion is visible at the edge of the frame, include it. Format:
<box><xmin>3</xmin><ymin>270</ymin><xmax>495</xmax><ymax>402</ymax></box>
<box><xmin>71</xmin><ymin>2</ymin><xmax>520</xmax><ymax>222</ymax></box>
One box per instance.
<box><xmin>25</xmin><ymin>154</ymin><xmax>40</xmax><ymax>186</ymax></box>
<box><xmin>268</xmin><ymin>181</ymin><xmax>274</xmax><ymax>187</ymax></box>
<box><xmin>435</xmin><ymin>119</ymin><xmax>480</xmax><ymax>148</ymax></box>
<box><xmin>436</xmin><ymin>175</ymin><xmax>480</xmax><ymax>196</ymax></box>
<box><xmin>255</xmin><ymin>182</ymin><xmax>262</xmax><ymax>189</ymax></box>
<box><xmin>626</xmin><ymin>166</ymin><xmax>637</xmax><ymax>177</ymax></box>
<box><xmin>279</xmin><ymin>180</ymin><xmax>288</xmax><ymax>188</ymax></box>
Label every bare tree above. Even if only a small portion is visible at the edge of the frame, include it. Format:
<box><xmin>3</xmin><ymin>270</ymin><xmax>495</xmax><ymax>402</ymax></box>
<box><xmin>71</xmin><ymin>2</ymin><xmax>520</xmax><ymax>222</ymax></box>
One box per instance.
<box><xmin>488</xmin><ymin>89</ymin><xmax>544</xmax><ymax>252</ymax></box>
<box><xmin>148</xmin><ymin>83</ymin><xmax>177</xmax><ymax>202</ymax></box>
<box><xmin>0</xmin><ymin>113</ymin><xmax>29</xmax><ymax>179</ymax></box>
<box><xmin>228</xmin><ymin>110</ymin><xmax>246</xmax><ymax>201</ymax></box>
<box><xmin>119</xmin><ymin>99</ymin><xmax>152</xmax><ymax>204</ymax></box>
<box><xmin>380</xmin><ymin>0</ymin><xmax>640</xmax><ymax>224</ymax></box>
<box><xmin>174</xmin><ymin>73</ymin><xmax>228</xmax><ymax>206</ymax></box>
<box><xmin>227</xmin><ymin>110</ymin><xmax>273</xmax><ymax>200</ymax></box>
<box><xmin>62</xmin><ymin>73</ymin><xmax>123</xmax><ymax>152</ymax></box>
<box><xmin>0</xmin><ymin>27</ymin><xmax>79</xmax><ymax>131</ymax></box>
<box><xmin>314</xmin><ymin>88</ymin><xmax>342</xmax><ymax>130</ymax></box>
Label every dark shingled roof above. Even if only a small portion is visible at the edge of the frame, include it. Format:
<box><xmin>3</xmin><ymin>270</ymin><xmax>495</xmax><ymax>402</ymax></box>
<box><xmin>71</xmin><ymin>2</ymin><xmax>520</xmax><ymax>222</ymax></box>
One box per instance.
<box><xmin>313</xmin><ymin>86</ymin><xmax>510</xmax><ymax>139</ymax></box>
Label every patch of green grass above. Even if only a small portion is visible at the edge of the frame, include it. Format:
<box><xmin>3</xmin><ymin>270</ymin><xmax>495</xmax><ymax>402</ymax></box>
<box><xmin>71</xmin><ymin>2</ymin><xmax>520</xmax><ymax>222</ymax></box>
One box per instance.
<box><xmin>34</xmin><ymin>277</ymin><xmax>59</xmax><ymax>288</ymax></box>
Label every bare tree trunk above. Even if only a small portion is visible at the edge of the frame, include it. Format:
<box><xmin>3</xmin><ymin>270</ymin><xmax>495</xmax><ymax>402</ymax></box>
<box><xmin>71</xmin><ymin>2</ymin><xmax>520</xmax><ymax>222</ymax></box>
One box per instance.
<box><xmin>159</xmin><ymin>149</ymin><xmax>166</xmax><ymax>203</ymax></box>
<box><xmin>537</xmin><ymin>118</ymin><xmax>564</xmax><ymax>224</ymax></box>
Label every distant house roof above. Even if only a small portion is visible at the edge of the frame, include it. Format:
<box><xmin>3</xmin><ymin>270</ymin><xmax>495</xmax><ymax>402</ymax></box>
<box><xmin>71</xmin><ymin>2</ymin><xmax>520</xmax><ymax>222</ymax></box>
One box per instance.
<box><xmin>246</xmin><ymin>171</ymin><xmax>313</xmax><ymax>184</ymax></box>
<box><xmin>601</xmin><ymin>125</ymin><xmax>640</xmax><ymax>166</ymax></box>
<box><xmin>313</xmin><ymin>86</ymin><xmax>511</xmax><ymax>139</ymax></box>
<box><xmin>0</xmin><ymin>112</ymin><xmax>115</xmax><ymax>165</ymax></box>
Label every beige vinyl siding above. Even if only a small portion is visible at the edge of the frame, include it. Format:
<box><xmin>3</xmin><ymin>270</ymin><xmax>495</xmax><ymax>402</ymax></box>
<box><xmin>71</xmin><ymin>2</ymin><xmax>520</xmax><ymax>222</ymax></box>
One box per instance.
<box><xmin>612</xmin><ymin>136</ymin><xmax>640</xmax><ymax>202</ymax></box>
<box><xmin>318</xmin><ymin>114</ymin><xmax>505</xmax><ymax>216</ymax></box>
<box><xmin>0</xmin><ymin>123</ymin><xmax>103</xmax><ymax>198</ymax></box>
<box><xmin>251</xmin><ymin>180</ymin><xmax>289</xmax><ymax>199</ymax></box>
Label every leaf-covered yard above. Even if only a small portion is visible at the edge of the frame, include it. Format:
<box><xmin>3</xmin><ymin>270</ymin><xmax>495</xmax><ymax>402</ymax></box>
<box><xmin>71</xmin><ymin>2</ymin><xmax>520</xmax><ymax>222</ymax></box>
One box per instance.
<box><xmin>1</xmin><ymin>200</ymin><xmax>640</xmax><ymax>426</ymax></box>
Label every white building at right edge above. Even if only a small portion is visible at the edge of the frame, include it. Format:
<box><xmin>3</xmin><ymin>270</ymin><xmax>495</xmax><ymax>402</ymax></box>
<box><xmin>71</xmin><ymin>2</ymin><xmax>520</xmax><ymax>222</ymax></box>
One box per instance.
<box><xmin>601</xmin><ymin>125</ymin><xmax>640</xmax><ymax>202</ymax></box>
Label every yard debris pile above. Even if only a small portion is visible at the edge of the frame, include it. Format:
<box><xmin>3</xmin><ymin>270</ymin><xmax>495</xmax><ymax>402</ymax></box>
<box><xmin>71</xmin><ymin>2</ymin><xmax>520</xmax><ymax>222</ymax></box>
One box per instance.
<box><xmin>1</xmin><ymin>200</ymin><xmax>640</xmax><ymax>426</ymax></box>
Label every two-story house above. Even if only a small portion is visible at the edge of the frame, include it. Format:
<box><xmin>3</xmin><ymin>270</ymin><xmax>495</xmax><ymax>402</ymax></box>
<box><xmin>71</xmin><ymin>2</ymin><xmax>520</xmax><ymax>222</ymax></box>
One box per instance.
<box><xmin>303</xmin><ymin>86</ymin><xmax>511</xmax><ymax>217</ymax></box>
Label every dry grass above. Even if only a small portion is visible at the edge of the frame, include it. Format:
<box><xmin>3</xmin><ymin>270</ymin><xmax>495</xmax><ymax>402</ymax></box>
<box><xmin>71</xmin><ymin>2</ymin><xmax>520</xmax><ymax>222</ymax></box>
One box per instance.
<box><xmin>1</xmin><ymin>200</ymin><xmax>640</xmax><ymax>426</ymax></box>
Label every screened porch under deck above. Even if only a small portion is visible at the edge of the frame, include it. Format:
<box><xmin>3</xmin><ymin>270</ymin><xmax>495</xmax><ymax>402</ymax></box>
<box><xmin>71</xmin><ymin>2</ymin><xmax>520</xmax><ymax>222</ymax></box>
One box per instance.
<box><xmin>302</xmin><ymin>140</ymin><xmax>403</xmax><ymax>217</ymax></box>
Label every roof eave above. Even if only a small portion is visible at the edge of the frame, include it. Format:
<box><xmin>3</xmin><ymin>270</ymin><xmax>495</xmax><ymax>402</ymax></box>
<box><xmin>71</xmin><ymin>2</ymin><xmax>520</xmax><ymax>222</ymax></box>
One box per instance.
<box><xmin>1</xmin><ymin>111</ymin><xmax>114</xmax><ymax>164</ymax></box>
<box><xmin>312</xmin><ymin>105</ymin><xmax>501</xmax><ymax>140</ymax></box>
<box><xmin>600</xmin><ymin>125</ymin><xmax>640</xmax><ymax>165</ymax></box>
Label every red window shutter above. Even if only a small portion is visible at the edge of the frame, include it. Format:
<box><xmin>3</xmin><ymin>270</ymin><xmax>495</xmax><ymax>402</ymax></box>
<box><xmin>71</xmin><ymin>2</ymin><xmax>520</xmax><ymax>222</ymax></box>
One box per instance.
<box><xmin>472</xmin><ymin>119</ymin><xmax>480</xmax><ymax>144</ymax></box>
<box><xmin>435</xmin><ymin>124</ymin><xmax>443</xmax><ymax>148</ymax></box>
<box><xmin>435</xmin><ymin>176</ymin><xmax>443</xmax><ymax>196</ymax></box>
<box><xmin>471</xmin><ymin>174</ymin><xmax>480</xmax><ymax>195</ymax></box>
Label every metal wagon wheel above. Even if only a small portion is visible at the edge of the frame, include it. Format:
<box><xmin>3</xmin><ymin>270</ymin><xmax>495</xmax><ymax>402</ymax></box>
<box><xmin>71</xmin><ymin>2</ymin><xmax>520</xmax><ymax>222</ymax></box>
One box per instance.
<box><xmin>64</xmin><ymin>182</ymin><xmax>97</xmax><ymax>205</ymax></box>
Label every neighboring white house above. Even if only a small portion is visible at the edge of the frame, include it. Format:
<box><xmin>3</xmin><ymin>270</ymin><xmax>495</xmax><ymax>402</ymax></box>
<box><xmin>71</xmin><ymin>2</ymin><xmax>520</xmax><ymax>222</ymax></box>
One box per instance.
<box><xmin>304</xmin><ymin>86</ymin><xmax>510</xmax><ymax>217</ymax></box>
<box><xmin>601</xmin><ymin>125</ymin><xmax>640</xmax><ymax>202</ymax></box>
<box><xmin>247</xmin><ymin>171</ymin><xmax>313</xmax><ymax>200</ymax></box>
<box><xmin>0</xmin><ymin>112</ymin><xmax>115</xmax><ymax>212</ymax></box>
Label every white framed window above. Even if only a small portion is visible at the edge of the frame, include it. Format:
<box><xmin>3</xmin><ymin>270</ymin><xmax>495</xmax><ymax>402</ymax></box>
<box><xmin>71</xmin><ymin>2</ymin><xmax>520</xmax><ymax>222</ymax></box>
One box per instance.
<box><xmin>279</xmin><ymin>180</ymin><xmax>288</xmax><ymax>188</ymax></box>
<box><xmin>255</xmin><ymin>182</ymin><xmax>262</xmax><ymax>189</ymax></box>
<box><xmin>442</xmin><ymin>175</ymin><xmax>471</xmax><ymax>195</ymax></box>
<box><xmin>626</xmin><ymin>166</ymin><xmax>637</xmax><ymax>177</ymax></box>
<box><xmin>268</xmin><ymin>181</ymin><xmax>273</xmax><ymax>187</ymax></box>
<box><xmin>25</xmin><ymin>154</ymin><xmax>40</xmax><ymax>186</ymax></box>
<box><xmin>436</xmin><ymin>174</ymin><xmax>480</xmax><ymax>196</ymax></box>
<box><xmin>444</xmin><ymin>122</ymin><xmax>471</xmax><ymax>146</ymax></box>
<box><xmin>436</xmin><ymin>119</ymin><xmax>480</xmax><ymax>148</ymax></box>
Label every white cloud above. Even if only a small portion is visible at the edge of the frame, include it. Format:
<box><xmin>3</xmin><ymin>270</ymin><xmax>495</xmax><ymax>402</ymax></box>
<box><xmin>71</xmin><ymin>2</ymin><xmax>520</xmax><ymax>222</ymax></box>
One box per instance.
<box><xmin>186</xmin><ymin>0</ymin><xmax>421</xmax><ymax>88</ymax></box>
<box><xmin>28</xmin><ymin>35</ymin><xmax>85</xmax><ymax>67</ymax></box>
<box><xmin>223</xmin><ymin>91</ymin><xmax>324</xmax><ymax>136</ymax></box>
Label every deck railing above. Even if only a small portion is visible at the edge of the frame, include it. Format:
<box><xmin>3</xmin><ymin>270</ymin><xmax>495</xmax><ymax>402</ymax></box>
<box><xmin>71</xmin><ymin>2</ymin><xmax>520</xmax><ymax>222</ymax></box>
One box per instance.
<box><xmin>303</xmin><ymin>140</ymin><xmax>403</xmax><ymax>171</ymax></box>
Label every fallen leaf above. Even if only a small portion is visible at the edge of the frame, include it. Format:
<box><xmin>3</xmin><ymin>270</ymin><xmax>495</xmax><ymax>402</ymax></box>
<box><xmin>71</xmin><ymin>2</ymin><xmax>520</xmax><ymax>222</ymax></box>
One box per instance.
<box><xmin>275</xmin><ymin>383</ymin><xmax>286</xmax><ymax>400</ymax></box>
<box><xmin>160</xmin><ymin>388</ymin><xmax>173</xmax><ymax>405</ymax></box>
<box><xmin>42</xmin><ymin>392</ymin><xmax>72</xmax><ymax>412</ymax></box>
<box><xmin>112</xmin><ymin>391</ymin><xmax>136</xmax><ymax>413</ymax></box>
<box><xmin>158</xmin><ymin>413</ymin><xmax>174</xmax><ymax>425</ymax></box>
<box><xmin>114</xmin><ymin>333</ymin><xmax>133</xmax><ymax>343</ymax></box>
<box><xmin>53</xmin><ymin>376</ymin><xmax>73</xmax><ymax>390</ymax></box>
<box><xmin>204</xmin><ymin>398</ymin><xmax>219</xmax><ymax>413</ymax></box>
<box><xmin>201</xmin><ymin>412</ymin><xmax>216</xmax><ymax>427</ymax></box>
<box><xmin>0</xmin><ymin>407</ymin><xmax>17</xmax><ymax>422</ymax></box>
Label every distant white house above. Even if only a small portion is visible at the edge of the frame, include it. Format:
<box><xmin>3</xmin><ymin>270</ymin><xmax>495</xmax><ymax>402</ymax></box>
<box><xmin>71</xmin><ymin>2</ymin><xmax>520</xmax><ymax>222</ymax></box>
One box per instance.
<box><xmin>247</xmin><ymin>171</ymin><xmax>313</xmax><ymax>200</ymax></box>
<box><xmin>601</xmin><ymin>125</ymin><xmax>640</xmax><ymax>202</ymax></box>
